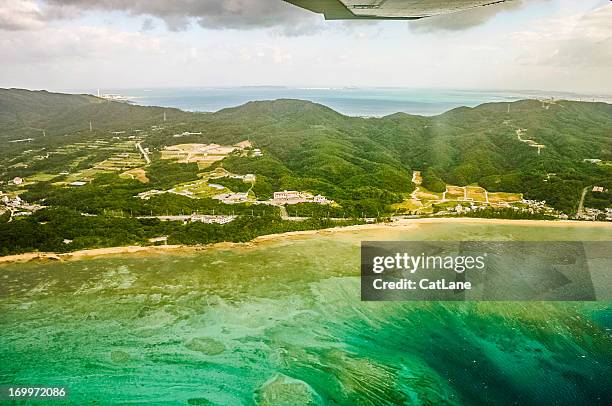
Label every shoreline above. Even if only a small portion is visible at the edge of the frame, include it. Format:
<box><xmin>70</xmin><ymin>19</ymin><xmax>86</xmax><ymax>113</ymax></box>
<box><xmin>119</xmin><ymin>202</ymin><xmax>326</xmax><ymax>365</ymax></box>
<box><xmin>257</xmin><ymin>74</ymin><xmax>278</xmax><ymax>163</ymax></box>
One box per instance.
<box><xmin>1</xmin><ymin>217</ymin><xmax>610</xmax><ymax>265</ymax></box>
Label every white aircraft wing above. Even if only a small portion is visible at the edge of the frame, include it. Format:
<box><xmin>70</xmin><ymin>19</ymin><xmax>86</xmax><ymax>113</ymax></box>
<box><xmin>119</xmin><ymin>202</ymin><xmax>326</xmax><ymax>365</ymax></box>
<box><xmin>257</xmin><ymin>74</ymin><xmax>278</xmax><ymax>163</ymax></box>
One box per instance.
<box><xmin>284</xmin><ymin>0</ymin><xmax>512</xmax><ymax>20</ymax></box>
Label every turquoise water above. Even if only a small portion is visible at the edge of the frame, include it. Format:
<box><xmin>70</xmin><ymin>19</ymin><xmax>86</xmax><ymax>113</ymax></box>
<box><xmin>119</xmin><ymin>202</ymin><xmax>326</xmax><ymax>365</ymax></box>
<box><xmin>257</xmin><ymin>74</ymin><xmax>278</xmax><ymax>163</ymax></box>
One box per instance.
<box><xmin>1</xmin><ymin>222</ymin><xmax>611</xmax><ymax>405</ymax></box>
<box><xmin>74</xmin><ymin>87</ymin><xmax>583</xmax><ymax>117</ymax></box>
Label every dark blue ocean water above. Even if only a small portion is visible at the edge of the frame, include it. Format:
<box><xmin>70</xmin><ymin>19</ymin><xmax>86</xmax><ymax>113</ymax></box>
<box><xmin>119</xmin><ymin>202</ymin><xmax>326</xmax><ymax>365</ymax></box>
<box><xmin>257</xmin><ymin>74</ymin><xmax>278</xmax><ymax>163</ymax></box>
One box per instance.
<box><xmin>85</xmin><ymin>87</ymin><xmax>589</xmax><ymax>117</ymax></box>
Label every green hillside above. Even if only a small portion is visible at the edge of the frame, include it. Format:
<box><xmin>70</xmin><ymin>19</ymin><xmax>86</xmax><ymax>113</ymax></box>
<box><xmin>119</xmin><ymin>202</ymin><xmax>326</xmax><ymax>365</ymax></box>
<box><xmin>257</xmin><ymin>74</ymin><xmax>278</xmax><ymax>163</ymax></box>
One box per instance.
<box><xmin>2</xmin><ymin>89</ymin><xmax>611</xmax><ymax>214</ymax></box>
<box><xmin>1</xmin><ymin>89</ymin><xmax>611</xmax><ymax>254</ymax></box>
<box><xmin>144</xmin><ymin>97</ymin><xmax>612</xmax><ymax>214</ymax></box>
<box><xmin>0</xmin><ymin>88</ymin><xmax>190</xmax><ymax>139</ymax></box>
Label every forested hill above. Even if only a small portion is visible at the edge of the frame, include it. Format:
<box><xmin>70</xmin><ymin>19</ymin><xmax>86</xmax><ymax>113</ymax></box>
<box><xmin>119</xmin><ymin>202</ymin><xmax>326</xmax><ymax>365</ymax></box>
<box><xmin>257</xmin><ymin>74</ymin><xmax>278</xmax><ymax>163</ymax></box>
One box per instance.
<box><xmin>144</xmin><ymin>96</ymin><xmax>611</xmax><ymax>212</ymax></box>
<box><xmin>0</xmin><ymin>88</ymin><xmax>189</xmax><ymax>139</ymax></box>
<box><xmin>1</xmin><ymin>89</ymin><xmax>611</xmax><ymax>215</ymax></box>
<box><xmin>371</xmin><ymin>99</ymin><xmax>612</xmax><ymax>211</ymax></box>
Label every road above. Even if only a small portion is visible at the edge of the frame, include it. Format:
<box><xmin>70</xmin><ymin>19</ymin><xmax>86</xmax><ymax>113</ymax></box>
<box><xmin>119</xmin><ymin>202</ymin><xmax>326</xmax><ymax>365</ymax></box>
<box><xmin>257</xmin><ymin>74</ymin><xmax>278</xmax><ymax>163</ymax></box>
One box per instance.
<box><xmin>136</xmin><ymin>142</ymin><xmax>151</xmax><ymax>164</ymax></box>
<box><xmin>577</xmin><ymin>186</ymin><xmax>589</xmax><ymax>216</ymax></box>
<box><xmin>137</xmin><ymin>214</ymin><xmax>236</xmax><ymax>224</ymax></box>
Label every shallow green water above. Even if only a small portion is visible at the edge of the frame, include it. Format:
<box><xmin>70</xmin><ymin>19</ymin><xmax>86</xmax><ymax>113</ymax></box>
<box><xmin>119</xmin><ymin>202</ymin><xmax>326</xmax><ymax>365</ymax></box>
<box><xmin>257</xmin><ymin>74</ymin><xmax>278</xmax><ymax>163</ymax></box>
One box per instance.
<box><xmin>1</xmin><ymin>223</ymin><xmax>611</xmax><ymax>405</ymax></box>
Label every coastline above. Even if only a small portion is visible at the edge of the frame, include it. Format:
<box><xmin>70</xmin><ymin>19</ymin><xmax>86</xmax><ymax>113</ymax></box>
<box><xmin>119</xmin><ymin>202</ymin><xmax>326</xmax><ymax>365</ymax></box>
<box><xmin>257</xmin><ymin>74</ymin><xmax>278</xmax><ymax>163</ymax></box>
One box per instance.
<box><xmin>1</xmin><ymin>217</ymin><xmax>610</xmax><ymax>265</ymax></box>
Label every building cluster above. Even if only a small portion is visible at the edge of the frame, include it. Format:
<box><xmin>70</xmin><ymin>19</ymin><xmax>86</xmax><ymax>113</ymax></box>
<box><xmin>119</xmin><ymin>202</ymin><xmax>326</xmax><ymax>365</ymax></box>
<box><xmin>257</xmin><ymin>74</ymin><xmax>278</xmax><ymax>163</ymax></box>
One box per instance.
<box><xmin>521</xmin><ymin>199</ymin><xmax>553</xmax><ymax>214</ymax></box>
<box><xmin>213</xmin><ymin>192</ymin><xmax>250</xmax><ymax>204</ymax></box>
<box><xmin>449</xmin><ymin>203</ymin><xmax>484</xmax><ymax>214</ymax></box>
<box><xmin>0</xmin><ymin>193</ymin><xmax>44</xmax><ymax>217</ymax></box>
<box><xmin>173</xmin><ymin>132</ymin><xmax>202</xmax><ymax>138</ymax></box>
<box><xmin>165</xmin><ymin>143</ymin><xmax>237</xmax><ymax>157</ymax></box>
<box><xmin>190</xmin><ymin>214</ymin><xmax>237</xmax><ymax>224</ymax></box>
<box><xmin>577</xmin><ymin>208</ymin><xmax>612</xmax><ymax>221</ymax></box>
<box><xmin>442</xmin><ymin>198</ymin><xmax>562</xmax><ymax>217</ymax></box>
<box><xmin>212</xmin><ymin>190</ymin><xmax>334</xmax><ymax>206</ymax></box>
<box><xmin>272</xmin><ymin>190</ymin><xmax>332</xmax><ymax>205</ymax></box>
<box><xmin>221</xmin><ymin>173</ymin><xmax>255</xmax><ymax>182</ymax></box>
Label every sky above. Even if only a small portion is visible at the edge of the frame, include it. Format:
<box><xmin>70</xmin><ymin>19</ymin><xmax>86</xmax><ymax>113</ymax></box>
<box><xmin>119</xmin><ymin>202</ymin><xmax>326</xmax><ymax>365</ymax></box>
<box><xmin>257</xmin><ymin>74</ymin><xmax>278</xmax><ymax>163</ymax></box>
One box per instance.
<box><xmin>1</xmin><ymin>0</ymin><xmax>611</xmax><ymax>94</ymax></box>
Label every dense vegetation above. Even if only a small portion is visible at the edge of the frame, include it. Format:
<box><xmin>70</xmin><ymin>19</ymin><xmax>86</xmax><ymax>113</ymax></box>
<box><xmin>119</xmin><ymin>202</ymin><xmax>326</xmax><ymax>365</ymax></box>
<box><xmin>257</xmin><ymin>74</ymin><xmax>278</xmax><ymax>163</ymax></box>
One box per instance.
<box><xmin>449</xmin><ymin>208</ymin><xmax>556</xmax><ymax>221</ymax></box>
<box><xmin>421</xmin><ymin>169</ymin><xmax>446</xmax><ymax>193</ymax></box>
<box><xmin>0</xmin><ymin>208</ymin><xmax>361</xmax><ymax>256</ymax></box>
<box><xmin>1</xmin><ymin>89</ymin><xmax>611</xmax><ymax>255</ymax></box>
<box><xmin>0</xmin><ymin>88</ymin><xmax>190</xmax><ymax>140</ymax></box>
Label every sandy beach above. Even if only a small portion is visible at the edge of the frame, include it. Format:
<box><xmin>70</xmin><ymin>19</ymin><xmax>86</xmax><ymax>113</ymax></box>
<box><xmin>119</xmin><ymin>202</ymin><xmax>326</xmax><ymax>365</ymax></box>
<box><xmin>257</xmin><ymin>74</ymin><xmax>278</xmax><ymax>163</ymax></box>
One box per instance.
<box><xmin>0</xmin><ymin>217</ymin><xmax>610</xmax><ymax>265</ymax></box>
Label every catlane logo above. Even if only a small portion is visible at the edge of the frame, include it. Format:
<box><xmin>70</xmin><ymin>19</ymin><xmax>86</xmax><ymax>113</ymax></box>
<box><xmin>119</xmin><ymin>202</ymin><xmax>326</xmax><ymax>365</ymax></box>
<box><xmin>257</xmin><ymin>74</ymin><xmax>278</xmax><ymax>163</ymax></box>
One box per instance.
<box><xmin>361</xmin><ymin>241</ymin><xmax>611</xmax><ymax>301</ymax></box>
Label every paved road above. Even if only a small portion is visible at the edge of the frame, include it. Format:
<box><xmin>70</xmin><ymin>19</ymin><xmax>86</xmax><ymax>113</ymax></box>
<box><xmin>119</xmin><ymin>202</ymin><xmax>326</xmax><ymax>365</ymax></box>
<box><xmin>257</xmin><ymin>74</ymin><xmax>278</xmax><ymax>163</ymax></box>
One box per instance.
<box><xmin>136</xmin><ymin>142</ymin><xmax>151</xmax><ymax>164</ymax></box>
<box><xmin>577</xmin><ymin>186</ymin><xmax>589</xmax><ymax>215</ymax></box>
<box><xmin>137</xmin><ymin>214</ymin><xmax>236</xmax><ymax>224</ymax></box>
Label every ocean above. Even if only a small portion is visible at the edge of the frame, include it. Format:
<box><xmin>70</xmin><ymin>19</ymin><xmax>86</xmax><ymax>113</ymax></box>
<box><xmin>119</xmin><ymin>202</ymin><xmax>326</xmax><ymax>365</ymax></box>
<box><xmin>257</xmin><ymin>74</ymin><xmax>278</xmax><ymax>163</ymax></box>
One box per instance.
<box><xmin>78</xmin><ymin>87</ymin><xmax>602</xmax><ymax>117</ymax></box>
<box><xmin>1</xmin><ymin>222</ymin><xmax>611</xmax><ymax>404</ymax></box>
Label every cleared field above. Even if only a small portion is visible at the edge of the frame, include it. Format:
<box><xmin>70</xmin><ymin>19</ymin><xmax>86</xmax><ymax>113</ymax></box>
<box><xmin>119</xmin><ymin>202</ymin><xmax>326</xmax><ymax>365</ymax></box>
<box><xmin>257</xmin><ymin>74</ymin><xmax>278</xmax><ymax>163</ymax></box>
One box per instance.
<box><xmin>95</xmin><ymin>152</ymin><xmax>144</xmax><ymax>171</ymax></box>
<box><xmin>120</xmin><ymin>168</ymin><xmax>149</xmax><ymax>183</ymax></box>
<box><xmin>466</xmin><ymin>186</ymin><xmax>487</xmax><ymax>202</ymax></box>
<box><xmin>200</xmin><ymin>167</ymin><xmax>232</xmax><ymax>179</ymax></box>
<box><xmin>489</xmin><ymin>191</ymin><xmax>523</xmax><ymax>203</ymax></box>
<box><xmin>445</xmin><ymin>185</ymin><xmax>465</xmax><ymax>201</ymax></box>
<box><xmin>28</xmin><ymin>173</ymin><xmax>59</xmax><ymax>182</ymax></box>
<box><xmin>196</xmin><ymin>159</ymin><xmax>224</xmax><ymax>170</ymax></box>
<box><xmin>415</xmin><ymin>187</ymin><xmax>443</xmax><ymax>201</ymax></box>
<box><xmin>391</xmin><ymin>198</ymin><xmax>422</xmax><ymax>213</ymax></box>
<box><xmin>162</xmin><ymin>143</ymin><xmax>236</xmax><ymax>164</ymax></box>
<box><xmin>55</xmin><ymin>168</ymin><xmax>112</xmax><ymax>184</ymax></box>
<box><xmin>399</xmin><ymin>181</ymin><xmax>525</xmax><ymax>215</ymax></box>
<box><xmin>395</xmin><ymin>186</ymin><xmax>444</xmax><ymax>214</ymax></box>
<box><xmin>171</xmin><ymin>179</ymin><xmax>230</xmax><ymax>199</ymax></box>
<box><xmin>161</xmin><ymin>141</ymin><xmax>252</xmax><ymax>168</ymax></box>
<box><xmin>446</xmin><ymin>185</ymin><xmax>464</xmax><ymax>194</ymax></box>
<box><xmin>445</xmin><ymin>191</ymin><xmax>464</xmax><ymax>200</ymax></box>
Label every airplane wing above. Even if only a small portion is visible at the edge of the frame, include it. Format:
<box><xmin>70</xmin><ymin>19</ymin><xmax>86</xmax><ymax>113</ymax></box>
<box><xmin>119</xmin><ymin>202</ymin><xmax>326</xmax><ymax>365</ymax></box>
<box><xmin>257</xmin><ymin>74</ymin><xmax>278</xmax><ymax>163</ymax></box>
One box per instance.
<box><xmin>284</xmin><ymin>0</ymin><xmax>512</xmax><ymax>20</ymax></box>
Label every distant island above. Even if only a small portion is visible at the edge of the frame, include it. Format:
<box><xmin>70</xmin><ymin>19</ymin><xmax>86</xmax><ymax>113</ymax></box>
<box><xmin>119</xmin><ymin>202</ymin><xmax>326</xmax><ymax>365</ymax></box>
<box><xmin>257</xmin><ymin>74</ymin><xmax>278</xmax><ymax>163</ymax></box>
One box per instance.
<box><xmin>0</xmin><ymin>88</ymin><xmax>611</xmax><ymax>256</ymax></box>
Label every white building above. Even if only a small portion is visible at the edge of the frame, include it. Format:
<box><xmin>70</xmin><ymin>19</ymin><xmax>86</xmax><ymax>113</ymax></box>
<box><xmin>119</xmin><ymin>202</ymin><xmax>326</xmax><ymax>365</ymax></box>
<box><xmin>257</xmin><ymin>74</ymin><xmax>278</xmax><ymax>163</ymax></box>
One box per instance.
<box><xmin>274</xmin><ymin>190</ymin><xmax>300</xmax><ymax>200</ymax></box>
<box><xmin>213</xmin><ymin>193</ymin><xmax>249</xmax><ymax>203</ymax></box>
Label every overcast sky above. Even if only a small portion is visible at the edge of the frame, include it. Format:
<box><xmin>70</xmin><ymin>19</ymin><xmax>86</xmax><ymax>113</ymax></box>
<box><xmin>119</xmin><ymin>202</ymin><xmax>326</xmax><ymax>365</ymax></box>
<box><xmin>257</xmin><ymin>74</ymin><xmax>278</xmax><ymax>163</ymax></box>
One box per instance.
<box><xmin>1</xmin><ymin>0</ymin><xmax>611</xmax><ymax>93</ymax></box>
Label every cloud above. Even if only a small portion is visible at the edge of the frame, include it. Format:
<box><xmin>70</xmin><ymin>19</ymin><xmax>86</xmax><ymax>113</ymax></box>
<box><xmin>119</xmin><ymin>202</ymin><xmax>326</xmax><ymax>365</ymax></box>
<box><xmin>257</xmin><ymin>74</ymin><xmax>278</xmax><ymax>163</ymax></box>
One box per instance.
<box><xmin>2</xmin><ymin>0</ymin><xmax>540</xmax><ymax>36</ymax></box>
<box><xmin>36</xmin><ymin>0</ymin><xmax>323</xmax><ymax>33</ymax></box>
<box><xmin>512</xmin><ymin>5</ymin><xmax>612</xmax><ymax>67</ymax></box>
<box><xmin>0</xmin><ymin>25</ymin><xmax>168</xmax><ymax>64</ymax></box>
<box><xmin>0</xmin><ymin>0</ymin><xmax>45</xmax><ymax>30</ymax></box>
<box><xmin>141</xmin><ymin>18</ymin><xmax>155</xmax><ymax>32</ymax></box>
<box><xmin>409</xmin><ymin>0</ymin><xmax>530</xmax><ymax>33</ymax></box>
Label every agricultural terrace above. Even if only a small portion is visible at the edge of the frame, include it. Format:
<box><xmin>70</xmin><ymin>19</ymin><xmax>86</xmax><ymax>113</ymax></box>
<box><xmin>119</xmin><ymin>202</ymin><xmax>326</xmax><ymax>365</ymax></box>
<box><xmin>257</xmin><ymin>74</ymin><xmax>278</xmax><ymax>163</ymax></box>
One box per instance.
<box><xmin>56</xmin><ymin>139</ymin><xmax>147</xmax><ymax>185</ymax></box>
<box><xmin>119</xmin><ymin>168</ymin><xmax>149</xmax><ymax>183</ymax></box>
<box><xmin>392</xmin><ymin>171</ymin><xmax>524</xmax><ymax>215</ymax></box>
<box><xmin>137</xmin><ymin>167</ymin><xmax>256</xmax><ymax>201</ymax></box>
<box><xmin>161</xmin><ymin>140</ymin><xmax>252</xmax><ymax>169</ymax></box>
<box><xmin>5</xmin><ymin>135</ymin><xmax>148</xmax><ymax>188</ymax></box>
